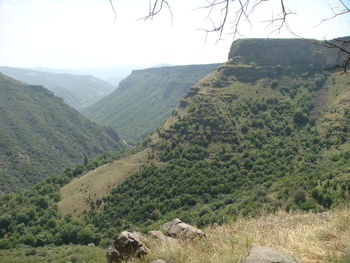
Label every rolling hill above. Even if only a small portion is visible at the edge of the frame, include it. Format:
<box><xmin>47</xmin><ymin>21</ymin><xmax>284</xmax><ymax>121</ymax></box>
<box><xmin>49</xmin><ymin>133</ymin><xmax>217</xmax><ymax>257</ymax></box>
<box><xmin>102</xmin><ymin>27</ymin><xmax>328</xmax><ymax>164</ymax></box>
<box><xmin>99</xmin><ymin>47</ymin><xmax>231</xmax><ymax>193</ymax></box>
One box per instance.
<box><xmin>82</xmin><ymin>64</ymin><xmax>221</xmax><ymax>145</ymax></box>
<box><xmin>0</xmin><ymin>66</ymin><xmax>115</xmax><ymax>110</ymax></box>
<box><xmin>0</xmin><ymin>73</ymin><xmax>125</xmax><ymax>192</ymax></box>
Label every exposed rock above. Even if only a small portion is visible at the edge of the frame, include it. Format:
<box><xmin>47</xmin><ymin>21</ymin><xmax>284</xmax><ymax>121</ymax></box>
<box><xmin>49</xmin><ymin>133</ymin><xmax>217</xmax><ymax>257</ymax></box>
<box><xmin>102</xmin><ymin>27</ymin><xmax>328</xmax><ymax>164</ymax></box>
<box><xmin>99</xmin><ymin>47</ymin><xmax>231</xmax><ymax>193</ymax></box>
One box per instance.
<box><xmin>239</xmin><ymin>244</ymin><xmax>302</xmax><ymax>263</ymax></box>
<box><xmin>148</xmin><ymin>230</ymin><xmax>180</xmax><ymax>246</ymax></box>
<box><xmin>106</xmin><ymin>231</ymin><xmax>149</xmax><ymax>263</ymax></box>
<box><xmin>106</xmin><ymin>246</ymin><xmax>120</xmax><ymax>263</ymax></box>
<box><xmin>151</xmin><ymin>260</ymin><xmax>167</xmax><ymax>263</ymax></box>
<box><xmin>162</xmin><ymin>219</ymin><xmax>205</xmax><ymax>239</ymax></box>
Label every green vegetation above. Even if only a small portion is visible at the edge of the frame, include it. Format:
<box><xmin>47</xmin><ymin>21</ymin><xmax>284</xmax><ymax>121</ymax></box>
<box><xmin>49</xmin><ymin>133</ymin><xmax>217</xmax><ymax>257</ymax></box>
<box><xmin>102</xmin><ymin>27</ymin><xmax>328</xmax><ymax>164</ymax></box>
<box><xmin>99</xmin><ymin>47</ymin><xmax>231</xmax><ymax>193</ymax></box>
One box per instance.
<box><xmin>0</xmin><ymin>38</ymin><xmax>349</xmax><ymax>259</ymax></box>
<box><xmin>83</xmin><ymin>64</ymin><xmax>221</xmax><ymax>145</ymax></box>
<box><xmin>0</xmin><ymin>73</ymin><xmax>125</xmax><ymax>192</ymax></box>
<box><xmin>0</xmin><ymin>152</ymin><xmax>124</xmax><ymax>249</ymax></box>
<box><xmin>88</xmin><ymin>66</ymin><xmax>350</xmax><ymax>238</ymax></box>
<box><xmin>0</xmin><ymin>66</ymin><xmax>115</xmax><ymax>110</ymax></box>
<box><xmin>0</xmin><ymin>245</ymin><xmax>105</xmax><ymax>263</ymax></box>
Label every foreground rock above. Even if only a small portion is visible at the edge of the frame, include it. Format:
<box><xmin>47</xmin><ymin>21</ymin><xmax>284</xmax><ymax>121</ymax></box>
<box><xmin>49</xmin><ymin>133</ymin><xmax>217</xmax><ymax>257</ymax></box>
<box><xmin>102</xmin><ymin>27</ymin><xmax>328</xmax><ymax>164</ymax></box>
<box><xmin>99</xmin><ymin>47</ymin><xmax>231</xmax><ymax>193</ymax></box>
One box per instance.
<box><xmin>162</xmin><ymin>219</ymin><xmax>205</xmax><ymax>239</ymax></box>
<box><xmin>239</xmin><ymin>244</ymin><xmax>302</xmax><ymax>263</ymax></box>
<box><xmin>148</xmin><ymin>230</ymin><xmax>180</xmax><ymax>246</ymax></box>
<box><xmin>106</xmin><ymin>231</ymin><xmax>149</xmax><ymax>263</ymax></box>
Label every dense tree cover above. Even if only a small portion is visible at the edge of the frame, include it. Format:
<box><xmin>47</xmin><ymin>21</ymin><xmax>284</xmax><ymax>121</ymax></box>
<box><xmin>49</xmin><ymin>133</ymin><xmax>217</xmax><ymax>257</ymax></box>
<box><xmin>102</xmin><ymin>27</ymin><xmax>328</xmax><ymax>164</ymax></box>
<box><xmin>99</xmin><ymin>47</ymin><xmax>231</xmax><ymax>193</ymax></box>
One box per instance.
<box><xmin>88</xmin><ymin>66</ymin><xmax>350</xmax><ymax>238</ymax></box>
<box><xmin>0</xmin><ymin>73</ymin><xmax>125</xmax><ymax>192</ymax></box>
<box><xmin>0</xmin><ymin>151</ymin><xmax>125</xmax><ymax>249</ymax></box>
<box><xmin>83</xmin><ymin>64</ymin><xmax>221</xmax><ymax>145</ymax></box>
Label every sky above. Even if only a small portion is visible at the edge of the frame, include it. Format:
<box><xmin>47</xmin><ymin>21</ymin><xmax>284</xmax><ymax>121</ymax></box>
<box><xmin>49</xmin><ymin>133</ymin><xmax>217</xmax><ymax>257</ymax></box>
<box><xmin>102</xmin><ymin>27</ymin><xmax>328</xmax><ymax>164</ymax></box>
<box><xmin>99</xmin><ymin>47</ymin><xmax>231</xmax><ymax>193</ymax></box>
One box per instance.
<box><xmin>0</xmin><ymin>0</ymin><xmax>349</xmax><ymax>69</ymax></box>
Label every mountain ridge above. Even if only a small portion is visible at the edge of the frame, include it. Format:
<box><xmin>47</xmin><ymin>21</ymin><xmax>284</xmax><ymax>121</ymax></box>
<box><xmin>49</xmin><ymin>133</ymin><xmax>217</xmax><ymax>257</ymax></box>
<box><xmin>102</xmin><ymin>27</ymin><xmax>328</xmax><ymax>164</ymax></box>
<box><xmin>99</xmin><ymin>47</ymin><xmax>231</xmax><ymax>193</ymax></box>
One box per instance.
<box><xmin>83</xmin><ymin>63</ymin><xmax>221</xmax><ymax>144</ymax></box>
<box><xmin>0</xmin><ymin>66</ymin><xmax>115</xmax><ymax>110</ymax></box>
<box><xmin>0</xmin><ymin>72</ymin><xmax>126</xmax><ymax>192</ymax></box>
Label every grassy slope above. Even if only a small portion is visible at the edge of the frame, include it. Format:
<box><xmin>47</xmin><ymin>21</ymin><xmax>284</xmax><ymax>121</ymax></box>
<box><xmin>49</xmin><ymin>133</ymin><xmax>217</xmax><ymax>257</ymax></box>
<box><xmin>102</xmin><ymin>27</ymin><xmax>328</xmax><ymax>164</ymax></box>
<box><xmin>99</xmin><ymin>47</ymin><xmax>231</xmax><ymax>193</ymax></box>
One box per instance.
<box><xmin>0</xmin><ymin>73</ymin><xmax>125</xmax><ymax>192</ymax></box>
<box><xmin>58</xmin><ymin>149</ymin><xmax>151</xmax><ymax>217</ymax></box>
<box><xmin>1</xmin><ymin>209</ymin><xmax>349</xmax><ymax>263</ymax></box>
<box><xmin>0</xmin><ymin>66</ymin><xmax>115</xmax><ymax>110</ymax></box>
<box><xmin>82</xmin><ymin>64</ymin><xmax>221</xmax><ymax>144</ymax></box>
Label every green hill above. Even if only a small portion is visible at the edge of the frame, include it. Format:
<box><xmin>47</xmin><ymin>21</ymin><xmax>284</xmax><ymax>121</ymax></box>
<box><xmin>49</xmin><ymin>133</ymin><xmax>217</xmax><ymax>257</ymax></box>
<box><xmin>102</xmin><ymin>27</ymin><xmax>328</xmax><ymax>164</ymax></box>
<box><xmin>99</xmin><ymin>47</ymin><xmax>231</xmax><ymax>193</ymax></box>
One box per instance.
<box><xmin>0</xmin><ymin>38</ymin><xmax>349</xmax><ymax>253</ymax></box>
<box><xmin>0</xmin><ymin>66</ymin><xmax>115</xmax><ymax>110</ymax></box>
<box><xmin>87</xmin><ymin>38</ymin><xmax>350</xmax><ymax>234</ymax></box>
<box><xmin>0</xmin><ymin>73</ymin><xmax>125</xmax><ymax>192</ymax></box>
<box><xmin>82</xmin><ymin>64</ymin><xmax>221</xmax><ymax>145</ymax></box>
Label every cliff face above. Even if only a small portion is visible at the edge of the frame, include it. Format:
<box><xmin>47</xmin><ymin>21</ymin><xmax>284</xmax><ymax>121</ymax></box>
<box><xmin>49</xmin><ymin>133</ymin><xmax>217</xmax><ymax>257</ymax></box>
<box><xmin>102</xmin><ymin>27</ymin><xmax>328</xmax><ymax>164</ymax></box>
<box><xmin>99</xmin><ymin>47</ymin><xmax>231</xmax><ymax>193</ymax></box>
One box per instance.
<box><xmin>228</xmin><ymin>38</ymin><xmax>347</xmax><ymax>73</ymax></box>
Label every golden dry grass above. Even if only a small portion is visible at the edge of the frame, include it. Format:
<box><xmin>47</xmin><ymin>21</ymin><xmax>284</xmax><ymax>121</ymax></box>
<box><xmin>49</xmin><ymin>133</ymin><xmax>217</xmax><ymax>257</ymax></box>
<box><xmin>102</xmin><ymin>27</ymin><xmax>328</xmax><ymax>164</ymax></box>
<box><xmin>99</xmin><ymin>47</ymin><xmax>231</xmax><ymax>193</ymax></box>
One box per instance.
<box><xmin>58</xmin><ymin>149</ymin><xmax>151</xmax><ymax>217</ymax></box>
<box><xmin>129</xmin><ymin>209</ymin><xmax>350</xmax><ymax>263</ymax></box>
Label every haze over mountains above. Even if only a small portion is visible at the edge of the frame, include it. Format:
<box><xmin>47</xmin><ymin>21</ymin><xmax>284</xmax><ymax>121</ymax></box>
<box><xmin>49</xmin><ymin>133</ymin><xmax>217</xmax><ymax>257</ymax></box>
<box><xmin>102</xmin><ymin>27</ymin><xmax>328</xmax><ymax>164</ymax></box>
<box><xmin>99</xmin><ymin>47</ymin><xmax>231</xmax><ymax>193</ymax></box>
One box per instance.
<box><xmin>0</xmin><ymin>66</ymin><xmax>116</xmax><ymax>110</ymax></box>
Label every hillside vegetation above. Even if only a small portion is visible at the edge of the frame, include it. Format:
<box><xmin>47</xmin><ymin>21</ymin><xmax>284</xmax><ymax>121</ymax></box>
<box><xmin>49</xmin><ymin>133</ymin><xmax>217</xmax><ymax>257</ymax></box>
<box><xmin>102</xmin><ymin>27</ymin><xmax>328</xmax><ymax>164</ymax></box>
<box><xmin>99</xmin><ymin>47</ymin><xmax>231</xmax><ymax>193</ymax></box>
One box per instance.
<box><xmin>0</xmin><ymin>73</ymin><xmax>125</xmax><ymax>192</ymax></box>
<box><xmin>0</xmin><ymin>38</ymin><xmax>349</xmax><ymax>259</ymax></box>
<box><xmin>0</xmin><ymin>66</ymin><xmax>115</xmax><ymax>110</ymax></box>
<box><xmin>1</xmin><ymin>209</ymin><xmax>349</xmax><ymax>263</ymax></box>
<box><xmin>83</xmin><ymin>64</ymin><xmax>221</xmax><ymax>144</ymax></box>
<box><xmin>86</xmin><ymin>38</ymin><xmax>350</xmax><ymax>237</ymax></box>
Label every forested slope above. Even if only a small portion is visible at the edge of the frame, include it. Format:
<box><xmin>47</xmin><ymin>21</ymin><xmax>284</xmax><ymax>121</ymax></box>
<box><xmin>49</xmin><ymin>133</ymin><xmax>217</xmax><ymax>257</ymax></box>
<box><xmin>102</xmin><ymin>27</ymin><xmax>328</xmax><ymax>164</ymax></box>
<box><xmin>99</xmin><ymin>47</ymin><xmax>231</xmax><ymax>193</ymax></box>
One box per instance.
<box><xmin>88</xmin><ymin>38</ymin><xmax>350</xmax><ymax>235</ymax></box>
<box><xmin>0</xmin><ymin>73</ymin><xmax>125</xmax><ymax>192</ymax></box>
<box><xmin>83</xmin><ymin>64</ymin><xmax>221</xmax><ymax>144</ymax></box>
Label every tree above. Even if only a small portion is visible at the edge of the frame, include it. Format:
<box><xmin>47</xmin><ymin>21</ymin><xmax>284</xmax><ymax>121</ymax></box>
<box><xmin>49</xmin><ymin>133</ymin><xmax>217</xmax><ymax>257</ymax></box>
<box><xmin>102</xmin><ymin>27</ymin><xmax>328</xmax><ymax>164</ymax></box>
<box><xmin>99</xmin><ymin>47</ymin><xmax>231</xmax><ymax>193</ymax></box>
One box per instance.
<box><xmin>110</xmin><ymin>0</ymin><xmax>350</xmax><ymax>72</ymax></box>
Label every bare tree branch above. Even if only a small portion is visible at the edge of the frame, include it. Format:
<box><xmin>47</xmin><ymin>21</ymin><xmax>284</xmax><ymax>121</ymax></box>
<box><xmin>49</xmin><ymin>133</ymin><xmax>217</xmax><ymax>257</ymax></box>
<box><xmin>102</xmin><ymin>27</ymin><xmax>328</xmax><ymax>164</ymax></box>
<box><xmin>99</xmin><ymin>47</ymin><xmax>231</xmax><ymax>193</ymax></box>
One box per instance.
<box><xmin>109</xmin><ymin>0</ymin><xmax>117</xmax><ymax>22</ymax></box>
<box><xmin>141</xmin><ymin>0</ymin><xmax>173</xmax><ymax>21</ymax></box>
<box><xmin>317</xmin><ymin>39</ymin><xmax>350</xmax><ymax>73</ymax></box>
<box><xmin>108</xmin><ymin>0</ymin><xmax>350</xmax><ymax>73</ymax></box>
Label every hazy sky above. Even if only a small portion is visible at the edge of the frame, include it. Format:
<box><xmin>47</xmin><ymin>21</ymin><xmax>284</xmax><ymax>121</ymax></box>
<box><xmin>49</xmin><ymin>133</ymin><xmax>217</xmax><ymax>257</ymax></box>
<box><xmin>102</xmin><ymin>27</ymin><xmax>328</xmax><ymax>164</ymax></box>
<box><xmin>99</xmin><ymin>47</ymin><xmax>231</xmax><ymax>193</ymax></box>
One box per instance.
<box><xmin>0</xmin><ymin>0</ymin><xmax>349</xmax><ymax>69</ymax></box>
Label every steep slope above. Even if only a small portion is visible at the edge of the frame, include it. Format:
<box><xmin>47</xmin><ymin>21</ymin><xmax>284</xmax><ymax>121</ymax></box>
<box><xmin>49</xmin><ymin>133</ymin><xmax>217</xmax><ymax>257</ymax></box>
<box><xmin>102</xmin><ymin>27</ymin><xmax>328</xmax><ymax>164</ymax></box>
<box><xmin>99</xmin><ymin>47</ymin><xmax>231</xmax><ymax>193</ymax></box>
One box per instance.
<box><xmin>0</xmin><ymin>66</ymin><xmax>115</xmax><ymax>110</ymax></box>
<box><xmin>84</xmin><ymin>38</ymin><xmax>350</xmax><ymax>234</ymax></box>
<box><xmin>82</xmin><ymin>64</ymin><xmax>221</xmax><ymax>144</ymax></box>
<box><xmin>0</xmin><ymin>73</ymin><xmax>125</xmax><ymax>192</ymax></box>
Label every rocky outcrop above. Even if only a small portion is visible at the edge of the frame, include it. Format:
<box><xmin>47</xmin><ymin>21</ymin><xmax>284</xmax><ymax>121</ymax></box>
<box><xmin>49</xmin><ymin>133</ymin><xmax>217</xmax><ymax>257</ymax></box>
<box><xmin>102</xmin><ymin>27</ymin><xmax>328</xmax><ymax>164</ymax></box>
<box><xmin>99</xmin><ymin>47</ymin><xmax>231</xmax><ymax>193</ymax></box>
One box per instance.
<box><xmin>151</xmin><ymin>260</ymin><xmax>168</xmax><ymax>263</ymax></box>
<box><xmin>162</xmin><ymin>219</ymin><xmax>205</xmax><ymax>239</ymax></box>
<box><xmin>106</xmin><ymin>231</ymin><xmax>149</xmax><ymax>263</ymax></box>
<box><xmin>239</xmin><ymin>244</ymin><xmax>302</xmax><ymax>263</ymax></box>
<box><xmin>148</xmin><ymin>230</ymin><xmax>180</xmax><ymax>246</ymax></box>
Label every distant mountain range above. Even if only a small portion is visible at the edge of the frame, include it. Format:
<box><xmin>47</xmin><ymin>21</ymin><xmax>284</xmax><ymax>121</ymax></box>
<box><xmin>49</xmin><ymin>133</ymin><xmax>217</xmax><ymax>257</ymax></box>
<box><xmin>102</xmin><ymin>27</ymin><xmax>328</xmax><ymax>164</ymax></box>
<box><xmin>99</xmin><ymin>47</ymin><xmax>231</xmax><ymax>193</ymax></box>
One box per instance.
<box><xmin>0</xmin><ymin>66</ymin><xmax>116</xmax><ymax>110</ymax></box>
<box><xmin>82</xmin><ymin>63</ymin><xmax>221</xmax><ymax>145</ymax></box>
<box><xmin>0</xmin><ymin>73</ymin><xmax>126</xmax><ymax>192</ymax></box>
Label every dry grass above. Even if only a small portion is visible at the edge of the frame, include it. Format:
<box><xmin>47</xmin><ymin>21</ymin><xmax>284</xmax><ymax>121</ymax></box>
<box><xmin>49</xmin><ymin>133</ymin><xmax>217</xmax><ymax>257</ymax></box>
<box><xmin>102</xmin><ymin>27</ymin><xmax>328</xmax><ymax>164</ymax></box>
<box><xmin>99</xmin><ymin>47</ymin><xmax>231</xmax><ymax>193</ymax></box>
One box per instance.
<box><xmin>129</xmin><ymin>209</ymin><xmax>350</xmax><ymax>263</ymax></box>
<box><xmin>58</xmin><ymin>149</ymin><xmax>151</xmax><ymax>217</ymax></box>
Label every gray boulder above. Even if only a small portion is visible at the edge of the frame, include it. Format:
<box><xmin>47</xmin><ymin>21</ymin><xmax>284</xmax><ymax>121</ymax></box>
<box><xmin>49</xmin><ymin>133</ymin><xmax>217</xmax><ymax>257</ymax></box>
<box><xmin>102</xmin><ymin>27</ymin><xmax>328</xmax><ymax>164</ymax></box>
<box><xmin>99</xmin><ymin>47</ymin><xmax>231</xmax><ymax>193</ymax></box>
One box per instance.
<box><xmin>162</xmin><ymin>219</ymin><xmax>205</xmax><ymax>239</ymax></box>
<box><xmin>106</xmin><ymin>231</ymin><xmax>149</xmax><ymax>263</ymax></box>
<box><xmin>239</xmin><ymin>244</ymin><xmax>302</xmax><ymax>263</ymax></box>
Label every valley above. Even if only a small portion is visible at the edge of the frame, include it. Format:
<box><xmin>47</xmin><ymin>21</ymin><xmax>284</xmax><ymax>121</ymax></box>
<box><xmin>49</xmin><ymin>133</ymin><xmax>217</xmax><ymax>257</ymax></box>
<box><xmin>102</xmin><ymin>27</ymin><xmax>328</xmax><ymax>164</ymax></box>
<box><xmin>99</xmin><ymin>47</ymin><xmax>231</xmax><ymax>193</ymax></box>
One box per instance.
<box><xmin>0</xmin><ymin>37</ymin><xmax>349</xmax><ymax>263</ymax></box>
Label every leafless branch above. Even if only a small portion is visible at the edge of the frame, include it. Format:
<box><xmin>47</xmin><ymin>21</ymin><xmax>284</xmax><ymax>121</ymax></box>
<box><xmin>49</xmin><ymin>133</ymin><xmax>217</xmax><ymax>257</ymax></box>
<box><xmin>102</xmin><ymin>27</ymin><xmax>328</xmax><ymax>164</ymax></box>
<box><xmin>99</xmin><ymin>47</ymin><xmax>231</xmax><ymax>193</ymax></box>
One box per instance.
<box><xmin>315</xmin><ymin>0</ymin><xmax>350</xmax><ymax>27</ymax></box>
<box><xmin>141</xmin><ymin>0</ymin><xmax>173</xmax><ymax>21</ymax></box>
<box><xmin>109</xmin><ymin>0</ymin><xmax>117</xmax><ymax>22</ymax></box>
<box><xmin>317</xmin><ymin>39</ymin><xmax>350</xmax><ymax>73</ymax></box>
<box><xmin>263</xmin><ymin>0</ymin><xmax>296</xmax><ymax>36</ymax></box>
